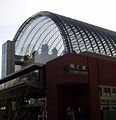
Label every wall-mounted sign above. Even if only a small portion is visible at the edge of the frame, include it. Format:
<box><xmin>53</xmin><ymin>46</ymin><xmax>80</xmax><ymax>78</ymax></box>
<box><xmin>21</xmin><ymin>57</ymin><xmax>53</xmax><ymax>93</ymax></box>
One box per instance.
<box><xmin>64</xmin><ymin>64</ymin><xmax>88</xmax><ymax>75</ymax></box>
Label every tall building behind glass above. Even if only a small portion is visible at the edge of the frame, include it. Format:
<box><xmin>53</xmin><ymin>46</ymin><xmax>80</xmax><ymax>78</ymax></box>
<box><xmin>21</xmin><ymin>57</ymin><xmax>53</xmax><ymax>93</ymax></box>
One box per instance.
<box><xmin>2</xmin><ymin>40</ymin><xmax>14</xmax><ymax>78</ymax></box>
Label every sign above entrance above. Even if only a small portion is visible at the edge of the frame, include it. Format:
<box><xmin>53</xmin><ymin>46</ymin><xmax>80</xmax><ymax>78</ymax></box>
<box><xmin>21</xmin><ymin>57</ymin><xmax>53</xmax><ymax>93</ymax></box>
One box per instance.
<box><xmin>64</xmin><ymin>64</ymin><xmax>88</xmax><ymax>75</ymax></box>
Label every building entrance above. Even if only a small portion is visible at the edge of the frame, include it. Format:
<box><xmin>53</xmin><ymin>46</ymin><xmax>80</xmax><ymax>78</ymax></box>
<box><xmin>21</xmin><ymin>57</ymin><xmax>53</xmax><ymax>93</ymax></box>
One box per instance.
<box><xmin>57</xmin><ymin>84</ymin><xmax>89</xmax><ymax>120</ymax></box>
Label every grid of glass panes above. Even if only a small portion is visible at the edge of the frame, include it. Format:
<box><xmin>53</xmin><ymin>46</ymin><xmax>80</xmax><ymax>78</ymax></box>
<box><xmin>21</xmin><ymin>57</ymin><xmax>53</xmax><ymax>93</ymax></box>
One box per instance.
<box><xmin>14</xmin><ymin>12</ymin><xmax>116</xmax><ymax>58</ymax></box>
<box><xmin>15</xmin><ymin>16</ymin><xmax>64</xmax><ymax>56</ymax></box>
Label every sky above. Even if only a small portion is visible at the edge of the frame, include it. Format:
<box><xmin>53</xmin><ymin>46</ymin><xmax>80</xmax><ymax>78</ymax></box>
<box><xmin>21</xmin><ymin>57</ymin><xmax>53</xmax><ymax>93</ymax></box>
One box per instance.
<box><xmin>0</xmin><ymin>0</ymin><xmax>116</xmax><ymax>77</ymax></box>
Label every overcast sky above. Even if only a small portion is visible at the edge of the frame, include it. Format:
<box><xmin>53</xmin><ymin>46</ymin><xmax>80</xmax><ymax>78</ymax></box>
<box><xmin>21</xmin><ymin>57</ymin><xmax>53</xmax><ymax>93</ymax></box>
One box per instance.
<box><xmin>0</xmin><ymin>0</ymin><xmax>116</xmax><ymax>77</ymax></box>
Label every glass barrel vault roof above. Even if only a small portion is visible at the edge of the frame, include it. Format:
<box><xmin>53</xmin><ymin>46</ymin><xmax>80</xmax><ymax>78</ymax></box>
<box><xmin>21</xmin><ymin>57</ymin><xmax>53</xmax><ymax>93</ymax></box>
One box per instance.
<box><xmin>14</xmin><ymin>11</ymin><xmax>116</xmax><ymax>57</ymax></box>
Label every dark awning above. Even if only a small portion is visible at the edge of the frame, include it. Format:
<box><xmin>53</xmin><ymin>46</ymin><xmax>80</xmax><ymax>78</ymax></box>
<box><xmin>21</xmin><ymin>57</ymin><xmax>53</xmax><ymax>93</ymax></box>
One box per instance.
<box><xmin>0</xmin><ymin>63</ymin><xmax>44</xmax><ymax>84</ymax></box>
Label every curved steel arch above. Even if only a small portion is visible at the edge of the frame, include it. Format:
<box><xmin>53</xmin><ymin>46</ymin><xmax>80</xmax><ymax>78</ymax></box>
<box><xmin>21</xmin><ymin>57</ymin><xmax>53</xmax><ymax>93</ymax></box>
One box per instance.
<box><xmin>21</xmin><ymin>17</ymin><xmax>49</xmax><ymax>54</ymax></box>
<box><xmin>13</xmin><ymin>11</ymin><xmax>116</xmax><ymax>57</ymax></box>
<box><xmin>77</xmin><ymin>22</ymin><xmax>101</xmax><ymax>53</ymax></box>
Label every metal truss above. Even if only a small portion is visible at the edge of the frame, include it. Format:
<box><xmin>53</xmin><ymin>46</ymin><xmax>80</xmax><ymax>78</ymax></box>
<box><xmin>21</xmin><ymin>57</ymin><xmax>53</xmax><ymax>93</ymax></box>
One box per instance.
<box><xmin>13</xmin><ymin>11</ymin><xmax>116</xmax><ymax>57</ymax></box>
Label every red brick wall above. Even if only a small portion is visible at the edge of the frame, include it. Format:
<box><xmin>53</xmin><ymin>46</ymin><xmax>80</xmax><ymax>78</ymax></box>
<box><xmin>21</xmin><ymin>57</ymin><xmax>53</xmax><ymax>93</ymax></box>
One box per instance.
<box><xmin>87</xmin><ymin>57</ymin><xmax>101</xmax><ymax>120</ymax></box>
<box><xmin>98</xmin><ymin>59</ymin><xmax>116</xmax><ymax>86</ymax></box>
<box><xmin>46</xmin><ymin>59</ymin><xmax>58</xmax><ymax>120</ymax></box>
<box><xmin>46</xmin><ymin>53</ymin><xmax>89</xmax><ymax>120</ymax></box>
<box><xmin>46</xmin><ymin>53</ymin><xmax>116</xmax><ymax>120</ymax></box>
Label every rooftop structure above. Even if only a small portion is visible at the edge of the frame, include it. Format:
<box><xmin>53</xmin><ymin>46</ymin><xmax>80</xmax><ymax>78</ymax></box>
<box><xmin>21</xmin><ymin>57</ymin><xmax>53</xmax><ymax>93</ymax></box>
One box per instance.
<box><xmin>14</xmin><ymin>11</ymin><xmax>116</xmax><ymax>57</ymax></box>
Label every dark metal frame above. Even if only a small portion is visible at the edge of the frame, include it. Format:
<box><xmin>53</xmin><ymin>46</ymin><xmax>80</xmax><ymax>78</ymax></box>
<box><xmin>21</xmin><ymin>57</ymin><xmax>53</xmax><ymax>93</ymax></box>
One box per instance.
<box><xmin>13</xmin><ymin>11</ymin><xmax>116</xmax><ymax>56</ymax></box>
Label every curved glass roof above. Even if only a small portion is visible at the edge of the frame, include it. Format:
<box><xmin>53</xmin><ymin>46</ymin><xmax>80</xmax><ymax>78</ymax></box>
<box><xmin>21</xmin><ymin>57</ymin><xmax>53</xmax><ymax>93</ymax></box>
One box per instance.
<box><xmin>14</xmin><ymin>16</ymin><xmax>63</xmax><ymax>56</ymax></box>
<box><xmin>14</xmin><ymin>11</ymin><xmax>116</xmax><ymax>57</ymax></box>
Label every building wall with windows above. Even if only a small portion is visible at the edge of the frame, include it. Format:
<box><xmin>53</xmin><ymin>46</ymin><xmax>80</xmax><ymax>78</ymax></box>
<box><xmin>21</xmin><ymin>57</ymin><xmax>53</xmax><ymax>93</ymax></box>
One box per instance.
<box><xmin>1</xmin><ymin>40</ymin><xmax>14</xmax><ymax>78</ymax></box>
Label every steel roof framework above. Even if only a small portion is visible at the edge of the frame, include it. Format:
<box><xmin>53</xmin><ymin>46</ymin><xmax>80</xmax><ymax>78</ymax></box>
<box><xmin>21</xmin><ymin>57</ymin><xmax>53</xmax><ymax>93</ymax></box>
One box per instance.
<box><xmin>14</xmin><ymin>11</ymin><xmax>116</xmax><ymax>57</ymax></box>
